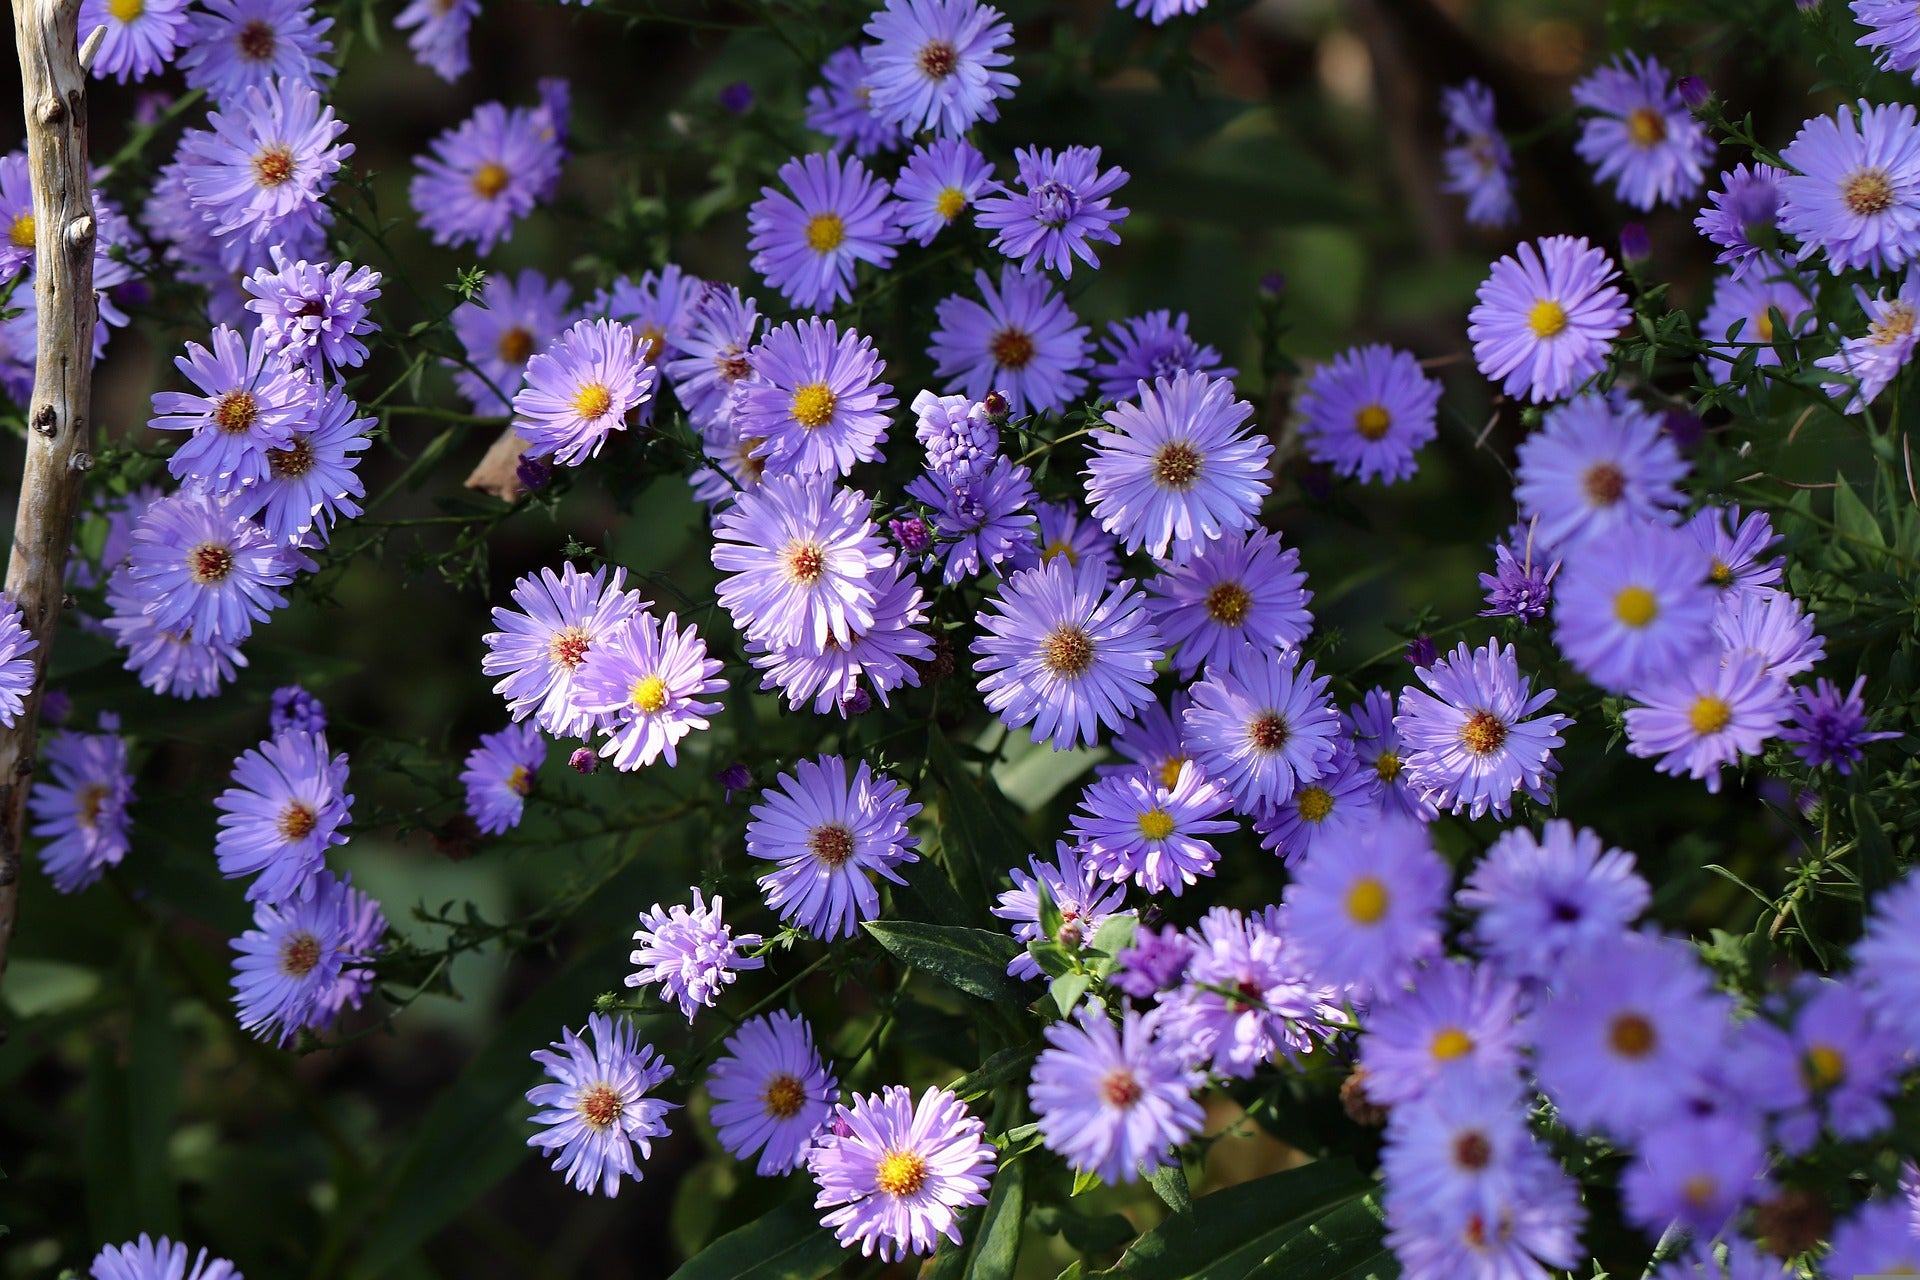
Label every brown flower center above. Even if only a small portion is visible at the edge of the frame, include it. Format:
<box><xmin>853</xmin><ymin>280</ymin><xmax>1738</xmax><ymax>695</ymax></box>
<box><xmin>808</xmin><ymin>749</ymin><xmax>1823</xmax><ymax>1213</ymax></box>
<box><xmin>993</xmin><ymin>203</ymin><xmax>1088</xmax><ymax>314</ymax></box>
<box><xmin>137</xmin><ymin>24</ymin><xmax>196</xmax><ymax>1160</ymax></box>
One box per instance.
<box><xmin>783</xmin><ymin>540</ymin><xmax>826</xmax><ymax>585</ymax></box>
<box><xmin>762</xmin><ymin>1072</ymin><xmax>806</xmax><ymax>1118</ymax></box>
<box><xmin>577</xmin><ymin>1082</ymin><xmax>624</xmax><ymax>1130</ymax></box>
<box><xmin>1040</xmin><ymin>624</ymin><xmax>1094</xmax><ymax>677</ymax></box>
<box><xmin>1626</xmin><ymin>107</ymin><xmax>1667</xmax><ymax>148</ymax></box>
<box><xmin>1608</xmin><ymin>1012</ymin><xmax>1656</xmax><ymax>1059</ymax></box>
<box><xmin>1204</xmin><ymin>581</ymin><xmax>1251</xmax><ymax>625</ymax></box>
<box><xmin>1581</xmin><ymin>462</ymin><xmax>1625</xmax><ymax>506</ymax></box>
<box><xmin>1099</xmin><ymin>1068</ymin><xmax>1142</xmax><ymax>1108</ymax></box>
<box><xmin>1248</xmin><ymin>712</ymin><xmax>1288</xmax><ymax>752</ymax></box>
<box><xmin>1844</xmin><ymin>167</ymin><xmax>1895</xmax><ymax>216</ymax></box>
<box><xmin>269</xmin><ymin>436</ymin><xmax>315</xmax><ymax>478</ymax></box>
<box><xmin>251</xmin><ymin>147</ymin><xmax>295</xmax><ymax>188</ymax></box>
<box><xmin>917</xmin><ymin>39</ymin><xmax>957</xmax><ymax>78</ymax></box>
<box><xmin>471</xmin><ymin>163</ymin><xmax>511</xmax><ymax>200</ymax></box>
<box><xmin>277</xmin><ymin>801</ymin><xmax>318</xmax><ymax>841</ymax></box>
<box><xmin>1458</xmin><ymin>711</ymin><xmax>1507</xmax><ymax>755</ymax></box>
<box><xmin>498</xmin><ymin>327</ymin><xmax>535</xmax><ymax>365</ymax></box>
<box><xmin>809</xmin><ymin>822</ymin><xmax>854</xmax><ymax>867</ymax></box>
<box><xmin>1151</xmin><ymin>442</ymin><xmax>1201</xmax><ymax>490</ymax></box>
<box><xmin>236</xmin><ymin>18</ymin><xmax>276</xmax><ymax>60</ymax></box>
<box><xmin>990</xmin><ymin>327</ymin><xmax>1036</xmax><ymax>370</ymax></box>
<box><xmin>278</xmin><ymin>930</ymin><xmax>321</xmax><ymax>976</ymax></box>
<box><xmin>188</xmin><ymin>542</ymin><xmax>234</xmax><ymax>585</ymax></box>
<box><xmin>547</xmin><ymin>626</ymin><xmax>590</xmax><ymax>669</ymax></box>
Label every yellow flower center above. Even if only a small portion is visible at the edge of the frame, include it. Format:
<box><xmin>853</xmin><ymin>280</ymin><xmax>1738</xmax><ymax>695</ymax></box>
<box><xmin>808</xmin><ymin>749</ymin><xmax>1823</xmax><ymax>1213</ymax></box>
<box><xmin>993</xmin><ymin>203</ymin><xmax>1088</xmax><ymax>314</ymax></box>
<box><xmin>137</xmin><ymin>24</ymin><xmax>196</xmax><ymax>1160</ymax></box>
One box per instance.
<box><xmin>1204</xmin><ymin>580</ymin><xmax>1251</xmax><ymax>625</ymax></box>
<box><xmin>76</xmin><ymin>784</ymin><xmax>108</xmax><ymax>829</ymax></box>
<box><xmin>251</xmin><ymin>146</ymin><xmax>295</xmax><ymax>188</ymax></box>
<box><xmin>1345</xmin><ymin>876</ymin><xmax>1389</xmax><ymax>925</ymax></box>
<box><xmin>1297</xmin><ymin>786</ymin><xmax>1334</xmax><ymax>824</ymax></box>
<box><xmin>805</xmin><ymin>212</ymin><xmax>846</xmax><ymax>253</ymax></box>
<box><xmin>1844</xmin><ymin>167</ymin><xmax>1895</xmax><ymax>216</ymax></box>
<box><xmin>6</xmin><ymin>212</ymin><xmax>33</xmax><ymax>250</ymax></box>
<box><xmin>1430</xmin><ymin>1027</ymin><xmax>1475</xmax><ymax>1061</ymax></box>
<box><xmin>1040</xmin><ymin>538</ymin><xmax>1077</xmax><ymax>565</ymax></box>
<box><xmin>1156</xmin><ymin>756</ymin><xmax>1188</xmax><ymax>790</ymax></box>
<box><xmin>1688</xmin><ymin>694</ymin><xmax>1732</xmax><ymax>735</ymax></box>
<box><xmin>572</xmin><ymin>382</ymin><xmax>613</xmax><ymax>420</ymax></box>
<box><xmin>1041</xmin><ymin>625</ymin><xmax>1094</xmax><ymax>677</ymax></box>
<box><xmin>472</xmin><ymin>163</ymin><xmax>511</xmax><ymax>199</ymax></box>
<box><xmin>277</xmin><ymin>801</ymin><xmax>318</xmax><ymax>841</ymax></box>
<box><xmin>1136</xmin><ymin>807</ymin><xmax>1175</xmax><ymax>841</ymax></box>
<box><xmin>1613</xmin><ymin>585</ymin><xmax>1658</xmax><ymax>628</ymax></box>
<box><xmin>762</xmin><ymin>1072</ymin><xmax>806</xmax><ymax>1118</ymax></box>
<box><xmin>874</xmin><ymin>1149</ymin><xmax>928</xmax><ymax>1197</ymax></box>
<box><xmin>1526</xmin><ymin>299</ymin><xmax>1568</xmax><ymax>339</ymax></box>
<box><xmin>790</xmin><ymin>381</ymin><xmax>837</xmax><ymax>429</ymax></box>
<box><xmin>1459</xmin><ymin>711</ymin><xmax>1508</xmax><ymax>756</ymax></box>
<box><xmin>1804</xmin><ymin>1043</ymin><xmax>1847</xmax><ymax>1090</ymax></box>
<box><xmin>1354</xmin><ymin>404</ymin><xmax>1392</xmax><ymax>441</ymax></box>
<box><xmin>934</xmin><ymin>187</ymin><xmax>967</xmax><ymax>220</ymax></box>
<box><xmin>498</xmin><ymin>327</ymin><xmax>535</xmax><ymax>365</ymax></box>
<box><xmin>108</xmin><ymin>0</ymin><xmax>143</xmax><ymax>19</ymax></box>
<box><xmin>1755</xmin><ymin>308</ymin><xmax>1776</xmax><ymax>343</ymax></box>
<box><xmin>506</xmin><ymin>764</ymin><xmax>533</xmax><ymax>796</ymax></box>
<box><xmin>1627</xmin><ymin>107</ymin><xmax>1667</xmax><ymax>148</ymax></box>
<box><xmin>1873</xmin><ymin>303</ymin><xmax>1918</xmax><ymax>345</ymax></box>
<box><xmin>1373</xmin><ymin>750</ymin><xmax>1402</xmax><ymax>783</ymax></box>
<box><xmin>1152</xmin><ymin>442</ymin><xmax>1201</xmax><ymax>490</ymax></box>
<box><xmin>577</xmin><ymin>1082</ymin><xmax>624</xmax><ymax>1130</ymax></box>
<box><xmin>783</xmin><ymin>539</ymin><xmax>826</xmax><ymax>585</ymax></box>
<box><xmin>216</xmin><ymin>389</ymin><xmax>259</xmax><ymax>434</ymax></box>
<box><xmin>1608</xmin><ymin>1012</ymin><xmax>1656</xmax><ymax>1059</ymax></box>
<box><xmin>630</xmin><ymin>674</ymin><xmax>668</xmax><ymax>713</ymax></box>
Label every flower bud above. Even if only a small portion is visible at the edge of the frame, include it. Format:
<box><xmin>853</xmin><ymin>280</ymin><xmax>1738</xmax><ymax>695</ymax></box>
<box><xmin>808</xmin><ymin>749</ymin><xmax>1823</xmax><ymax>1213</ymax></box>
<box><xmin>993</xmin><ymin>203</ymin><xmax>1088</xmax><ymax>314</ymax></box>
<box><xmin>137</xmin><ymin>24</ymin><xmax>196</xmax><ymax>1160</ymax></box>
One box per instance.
<box><xmin>1677</xmin><ymin>75</ymin><xmax>1710</xmax><ymax>110</ymax></box>
<box><xmin>1619</xmin><ymin>221</ymin><xmax>1651</xmax><ymax>263</ymax></box>
<box><xmin>568</xmin><ymin>747</ymin><xmax>599</xmax><ymax>775</ymax></box>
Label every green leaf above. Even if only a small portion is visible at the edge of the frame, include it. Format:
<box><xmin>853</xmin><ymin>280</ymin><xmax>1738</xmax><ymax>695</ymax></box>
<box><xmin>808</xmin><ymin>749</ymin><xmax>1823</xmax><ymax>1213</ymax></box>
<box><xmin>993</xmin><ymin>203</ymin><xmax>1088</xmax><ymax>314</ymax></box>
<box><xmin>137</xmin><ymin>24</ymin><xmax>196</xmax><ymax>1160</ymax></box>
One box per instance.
<box><xmin>946</xmin><ymin>1043</ymin><xmax>1043</xmax><ymax>1102</ymax></box>
<box><xmin>863</xmin><ymin>920</ymin><xmax>1025</xmax><ymax>1005</ymax></box>
<box><xmin>1852</xmin><ymin>791</ymin><xmax>1895</xmax><ymax>908</ymax></box>
<box><xmin>1051</xmin><ymin>971</ymin><xmax>1092</xmax><ymax>1016</ymax></box>
<box><xmin>925</xmin><ymin>1154</ymin><xmax>1025</xmax><ymax>1280</ymax></box>
<box><xmin>929</xmin><ymin>733</ymin><xmax>1035</xmax><ymax>917</ymax></box>
<box><xmin>1833</xmin><ymin>473</ymin><xmax>1885</xmax><ymax>549</ymax></box>
<box><xmin>1092</xmin><ymin>1159</ymin><xmax>1373</xmax><ymax>1280</ymax></box>
<box><xmin>1146</xmin><ymin>1162</ymin><xmax>1192</xmax><ymax>1216</ymax></box>
<box><xmin>665</xmin><ymin>1197</ymin><xmax>845</xmax><ymax>1280</ymax></box>
<box><xmin>1241</xmin><ymin>1194</ymin><xmax>1390</xmax><ymax>1280</ymax></box>
<box><xmin>126</xmin><ymin>953</ymin><xmax>181</xmax><ymax>1234</ymax></box>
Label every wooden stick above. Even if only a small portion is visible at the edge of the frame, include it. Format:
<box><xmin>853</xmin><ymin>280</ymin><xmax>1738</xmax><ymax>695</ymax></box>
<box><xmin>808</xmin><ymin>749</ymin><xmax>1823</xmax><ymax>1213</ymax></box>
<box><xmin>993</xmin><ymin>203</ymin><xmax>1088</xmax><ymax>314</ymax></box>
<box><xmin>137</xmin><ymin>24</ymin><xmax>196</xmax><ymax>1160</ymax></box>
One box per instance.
<box><xmin>0</xmin><ymin>0</ymin><xmax>98</xmax><ymax>986</ymax></box>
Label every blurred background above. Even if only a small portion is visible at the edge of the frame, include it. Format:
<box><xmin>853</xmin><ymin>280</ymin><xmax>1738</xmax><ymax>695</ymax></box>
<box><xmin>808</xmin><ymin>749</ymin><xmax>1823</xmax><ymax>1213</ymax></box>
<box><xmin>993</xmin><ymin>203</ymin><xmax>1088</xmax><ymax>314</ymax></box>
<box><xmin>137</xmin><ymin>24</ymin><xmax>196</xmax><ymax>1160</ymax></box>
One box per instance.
<box><xmin>0</xmin><ymin>0</ymin><xmax>1866</xmax><ymax>1275</ymax></box>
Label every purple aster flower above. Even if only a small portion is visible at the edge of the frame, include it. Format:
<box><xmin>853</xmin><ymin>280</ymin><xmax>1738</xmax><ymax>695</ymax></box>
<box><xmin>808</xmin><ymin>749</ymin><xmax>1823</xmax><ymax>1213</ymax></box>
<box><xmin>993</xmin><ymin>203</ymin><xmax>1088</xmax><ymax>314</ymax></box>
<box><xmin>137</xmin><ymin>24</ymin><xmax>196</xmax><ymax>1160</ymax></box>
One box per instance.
<box><xmin>148</xmin><ymin>323</ymin><xmax>310</xmax><ymax>488</ymax></box>
<box><xmin>1514</xmin><ymin>392</ymin><xmax>1687</xmax><ymax>553</ymax></box>
<box><xmin>1554</xmin><ymin>517</ymin><xmax>1717</xmax><ymax>693</ymax></box>
<box><xmin>103</xmin><ymin>567</ymin><xmax>246</xmax><ymax>700</ymax></box>
<box><xmin>859</xmin><ymin>0</ymin><xmax>1016</xmax><ymax>136</ymax></box>
<box><xmin>711</xmin><ymin>474</ymin><xmax>893</xmax><ymax>650</ymax></box>
<box><xmin>1112</xmin><ymin>922</ymin><xmax>1193</xmax><ymax>999</ymax></box>
<box><xmin>80</xmin><ymin>0</ymin><xmax>188</xmax><ymax>82</ymax></box>
<box><xmin>238</xmin><ymin>382</ymin><xmax>373</xmax><ymax>544</ymax></box>
<box><xmin>1695</xmin><ymin>163</ymin><xmax>1785</xmax><ymax>276</ymax></box>
<box><xmin>526</xmin><ymin>1013</ymin><xmax>676</xmax><ymax>1197</ymax></box>
<box><xmin>665</xmin><ymin>285</ymin><xmax>761</xmax><ymax>437</ymax></box>
<box><xmin>1468</xmin><ymin>235</ymin><xmax>1630</xmax><ymax>404</ymax></box>
<box><xmin>179</xmin><ymin>81</ymin><xmax>349</xmax><ymax>250</ymax></box>
<box><xmin>747</xmin><ymin>565</ymin><xmax>933</xmax><ymax>716</ymax></box>
<box><xmin>178</xmin><ymin>0</ymin><xmax>333</xmax><ymax>104</ymax></box>
<box><xmin>1070</xmin><ymin>763</ymin><xmax>1236</xmax><ymax>896</ymax></box>
<box><xmin>1622</xmin><ymin>1112</ymin><xmax>1769</xmax><ymax>1236</ymax></box>
<box><xmin>460</xmin><ymin>721</ymin><xmax>545</xmax><ymax>836</ymax></box>
<box><xmin>1159</xmin><ymin>906</ymin><xmax>1338</xmax><ymax>1075</ymax></box>
<box><xmin>1571</xmin><ymin>52</ymin><xmax>1712</xmax><ymax>210</ymax></box>
<box><xmin>747</xmin><ymin>754</ymin><xmax>920</xmax><ymax>939</ymax></box>
<box><xmin>1030</xmin><ymin>1006</ymin><xmax>1204</xmax><ymax>1184</ymax></box>
<box><xmin>1818</xmin><ymin>268</ymin><xmax>1920</xmax><ymax>412</ymax></box>
<box><xmin>1286</xmin><ymin>817</ymin><xmax>1449</xmax><ymax>997</ymax></box>
<box><xmin>1827</xmin><ymin>1197</ymin><xmax>1920</xmax><ymax>1280</ymax></box>
<box><xmin>1457</xmin><ymin>820</ymin><xmax>1649</xmax><ymax>983</ymax></box>
<box><xmin>1091</xmin><ymin>311</ymin><xmax>1235</xmax><ymax>403</ymax></box>
<box><xmin>214</xmin><ymin>729</ymin><xmax>351</xmax><ymax>903</ymax></box>
<box><xmin>903</xmin><ymin>454</ymin><xmax>1039</xmax><ymax>584</ymax></box>
<box><xmin>805</xmin><ymin>46</ymin><xmax>905</xmax><ymax>157</ymax></box>
<box><xmin>90</xmin><ymin>1235</ymin><xmax>240</xmax><ymax>1280</ymax></box>
<box><xmin>1478</xmin><ymin>534</ymin><xmax>1558</xmax><ymax>624</ymax></box>
<box><xmin>991</xmin><ymin>841</ymin><xmax>1131</xmax><ymax>979</ymax></box>
<box><xmin>1345</xmin><ymin>687</ymin><xmax>1436</xmax><ymax>822</ymax></box>
<box><xmin>808</xmin><ymin>1085</ymin><xmax>995</xmax><ymax>1261</ymax></box>
<box><xmin>1440</xmin><ymin>80</ymin><xmax>1518</xmax><ymax>228</ymax></box>
<box><xmin>1252</xmin><ymin>746</ymin><xmax>1378</xmax><ymax>864</ymax></box>
<box><xmin>1650</xmin><ymin>1241</ymin><xmax>1792</xmax><ymax>1280</ymax></box>
<box><xmin>230</xmin><ymin>868</ymin><xmax>384</xmax><ymax>1045</ymax></box>
<box><xmin>929</xmin><ymin>265</ymin><xmax>1090</xmax><ymax>415</ymax></box>
<box><xmin>1394</xmin><ymin>640</ymin><xmax>1568</xmax><ymax>820</ymax></box>
<box><xmin>733</xmin><ymin>319</ymin><xmax>895</xmax><ymax>480</ymax></box>
<box><xmin>1701</xmin><ymin>259</ymin><xmax>1817</xmax><ymax>387</ymax></box>
<box><xmin>1359</xmin><ymin>959</ymin><xmax>1525</xmax><ymax>1106</ymax></box>
<box><xmin>1782</xmin><ymin>674</ymin><xmax>1901</xmax><ymax>773</ymax></box>
<box><xmin>574</xmin><ymin>611</ymin><xmax>725</xmax><ymax>770</ymax></box>
<box><xmin>450</xmin><ymin>269</ymin><xmax>572</xmax><ymax>416</ymax></box>
<box><xmin>892</xmin><ymin>138</ymin><xmax>992</xmax><ymax>244</ymax></box>
<box><xmin>1183</xmin><ymin>647</ymin><xmax>1340</xmax><ymax>816</ymax></box>
<box><xmin>410</xmin><ymin>101</ymin><xmax>564</xmax><ymax>256</ymax></box>
<box><xmin>1854</xmin><ymin>0</ymin><xmax>1920</xmax><ymax>77</ymax></box>
<box><xmin>1624</xmin><ymin>652</ymin><xmax>1789</xmax><ymax>791</ymax></box>
<box><xmin>0</xmin><ymin>596</ymin><xmax>36</xmax><ymax>728</ymax></box>
<box><xmin>513</xmin><ymin>318</ymin><xmax>655</xmax><ymax>467</ymax></box>
<box><xmin>1688</xmin><ymin>503</ymin><xmax>1782</xmax><ymax>600</ymax></box>
<box><xmin>242</xmin><ymin>250</ymin><xmax>381</xmax><ymax>374</ymax></box>
<box><xmin>1298</xmin><ymin>344</ymin><xmax>1441</xmax><ymax>486</ymax></box>
<box><xmin>627</xmin><ymin>888</ymin><xmax>763</xmax><ymax>1021</ymax></box>
<box><xmin>975</xmin><ymin>145</ymin><xmax>1128</xmax><ymax>279</ymax></box>
<box><xmin>482</xmin><ymin>562</ymin><xmax>647</xmax><ymax>740</ymax></box>
<box><xmin>30</xmin><ymin>720</ymin><xmax>134</xmax><ymax>894</ymax></box>
<box><xmin>1024</xmin><ymin>499</ymin><xmax>1118</xmax><ymax>582</ymax></box>
<box><xmin>1529</xmin><ymin>932</ymin><xmax>1725</xmax><ymax>1137</ymax></box>
<box><xmin>747</xmin><ymin>152</ymin><xmax>900</xmax><ymax>313</ymax></box>
<box><xmin>125</xmin><ymin>491</ymin><xmax>294</xmax><ymax>646</ymax></box>
<box><xmin>1779</xmin><ymin>100</ymin><xmax>1920</xmax><ymax>275</ymax></box>
<box><xmin>1119</xmin><ymin>0</ymin><xmax>1206</xmax><ymax>24</ymax></box>
<box><xmin>0</xmin><ymin>154</ymin><xmax>34</xmax><ymax>283</ymax></box>
<box><xmin>708</xmin><ymin>1011</ymin><xmax>838</xmax><ymax>1176</ymax></box>
<box><xmin>911</xmin><ymin>389</ymin><xmax>997</xmax><ymax>480</ymax></box>
<box><xmin>590</xmin><ymin>264</ymin><xmax>705</xmax><ymax>371</ymax></box>
<box><xmin>1097</xmin><ymin>690</ymin><xmax>1191</xmax><ymax>787</ymax></box>
<box><xmin>971</xmin><ymin>557</ymin><xmax>1163</xmax><ymax>751</ymax></box>
<box><xmin>1084</xmin><ymin>371</ymin><xmax>1270</xmax><ymax>562</ymax></box>
<box><xmin>1148</xmin><ymin>527</ymin><xmax>1312</xmax><ymax>680</ymax></box>
<box><xmin>1775</xmin><ymin>977</ymin><xmax>1902</xmax><ymax>1149</ymax></box>
<box><xmin>394</xmin><ymin>0</ymin><xmax>478</xmax><ymax>80</ymax></box>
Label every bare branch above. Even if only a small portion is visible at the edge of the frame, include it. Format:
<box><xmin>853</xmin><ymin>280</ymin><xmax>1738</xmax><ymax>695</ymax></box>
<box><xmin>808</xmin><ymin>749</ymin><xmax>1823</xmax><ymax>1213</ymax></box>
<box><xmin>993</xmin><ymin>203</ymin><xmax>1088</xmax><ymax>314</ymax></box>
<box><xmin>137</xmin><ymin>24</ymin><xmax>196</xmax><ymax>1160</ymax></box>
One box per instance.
<box><xmin>1</xmin><ymin>0</ymin><xmax>98</xmax><ymax>986</ymax></box>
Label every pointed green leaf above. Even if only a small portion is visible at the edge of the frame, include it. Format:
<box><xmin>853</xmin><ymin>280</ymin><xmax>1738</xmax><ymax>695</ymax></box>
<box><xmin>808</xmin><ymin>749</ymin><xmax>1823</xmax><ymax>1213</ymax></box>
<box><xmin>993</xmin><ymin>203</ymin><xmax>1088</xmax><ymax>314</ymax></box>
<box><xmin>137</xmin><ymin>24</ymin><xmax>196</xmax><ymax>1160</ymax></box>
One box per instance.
<box><xmin>863</xmin><ymin>920</ymin><xmax>1025</xmax><ymax>1004</ymax></box>
<box><xmin>666</xmin><ymin>1196</ymin><xmax>845</xmax><ymax>1280</ymax></box>
<box><xmin>1834</xmin><ymin>473</ymin><xmax>1885</xmax><ymax>549</ymax></box>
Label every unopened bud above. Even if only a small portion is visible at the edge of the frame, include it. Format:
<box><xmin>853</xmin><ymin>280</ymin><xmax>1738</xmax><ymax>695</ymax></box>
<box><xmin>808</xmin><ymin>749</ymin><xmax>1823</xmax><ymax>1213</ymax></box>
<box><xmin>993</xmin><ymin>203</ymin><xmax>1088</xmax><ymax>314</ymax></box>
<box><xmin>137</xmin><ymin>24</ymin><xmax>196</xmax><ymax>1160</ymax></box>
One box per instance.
<box><xmin>1619</xmin><ymin>221</ymin><xmax>1651</xmax><ymax>263</ymax></box>
<box><xmin>568</xmin><ymin>747</ymin><xmax>598</xmax><ymax>775</ymax></box>
<box><xmin>1677</xmin><ymin>75</ymin><xmax>1710</xmax><ymax>110</ymax></box>
<box><xmin>982</xmin><ymin>390</ymin><xmax>1010</xmax><ymax>422</ymax></box>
